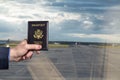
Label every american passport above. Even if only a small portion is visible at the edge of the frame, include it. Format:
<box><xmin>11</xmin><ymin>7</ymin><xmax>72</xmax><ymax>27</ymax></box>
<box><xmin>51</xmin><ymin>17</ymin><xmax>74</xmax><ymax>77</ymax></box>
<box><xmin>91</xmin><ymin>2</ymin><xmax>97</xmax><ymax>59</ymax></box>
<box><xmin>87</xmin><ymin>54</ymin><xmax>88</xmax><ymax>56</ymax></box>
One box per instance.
<box><xmin>28</xmin><ymin>21</ymin><xmax>48</xmax><ymax>51</ymax></box>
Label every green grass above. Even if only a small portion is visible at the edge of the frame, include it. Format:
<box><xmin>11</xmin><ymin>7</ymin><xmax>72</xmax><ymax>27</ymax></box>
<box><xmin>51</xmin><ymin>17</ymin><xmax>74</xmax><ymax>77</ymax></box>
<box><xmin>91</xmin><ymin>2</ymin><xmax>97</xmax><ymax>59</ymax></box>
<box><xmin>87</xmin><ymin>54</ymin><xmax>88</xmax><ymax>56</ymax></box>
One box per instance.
<box><xmin>7</xmin><ymin>43</ymin><xmax>69</xmax><ymax>48</ymax></box>
<box><xmin>97</xmin><ymin>45</ymin><xmax>120</xmax><ymax>49</ymax></box>
<box><xmin>48</xmin><ymin>44</ymin><xmax>69</xmax><ymax>48</ymax></box>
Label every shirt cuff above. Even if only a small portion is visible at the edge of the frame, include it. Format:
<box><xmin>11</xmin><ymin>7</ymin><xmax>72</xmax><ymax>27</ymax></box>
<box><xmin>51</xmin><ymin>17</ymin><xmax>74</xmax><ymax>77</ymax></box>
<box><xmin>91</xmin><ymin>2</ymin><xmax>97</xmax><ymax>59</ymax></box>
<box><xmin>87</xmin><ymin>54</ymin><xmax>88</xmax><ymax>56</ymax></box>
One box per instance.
<box><xmin>0</xmin><ymin>47</ymin><xmax>9</xmax><ymax>69</ymax></box>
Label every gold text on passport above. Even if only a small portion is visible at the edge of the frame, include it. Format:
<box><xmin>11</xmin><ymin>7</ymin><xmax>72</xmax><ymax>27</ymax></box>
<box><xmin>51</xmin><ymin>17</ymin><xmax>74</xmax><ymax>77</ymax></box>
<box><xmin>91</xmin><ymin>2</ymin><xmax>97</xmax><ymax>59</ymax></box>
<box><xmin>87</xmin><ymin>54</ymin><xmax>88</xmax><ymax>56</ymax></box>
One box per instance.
<box><xmin>32</xmin><ymin>24</ymin><xmax>45</xmax><ymax>27</ymax></box>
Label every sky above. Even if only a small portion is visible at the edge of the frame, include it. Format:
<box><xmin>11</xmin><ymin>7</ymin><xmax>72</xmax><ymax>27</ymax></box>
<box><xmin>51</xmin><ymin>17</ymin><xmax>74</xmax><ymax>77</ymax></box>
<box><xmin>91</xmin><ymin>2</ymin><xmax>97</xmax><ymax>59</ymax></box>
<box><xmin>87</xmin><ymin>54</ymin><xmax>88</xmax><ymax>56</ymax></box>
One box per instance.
<box><xmin>0</xmin><ymin>0</ymin><xmax>120</xmax><ymax>43</ymax></box>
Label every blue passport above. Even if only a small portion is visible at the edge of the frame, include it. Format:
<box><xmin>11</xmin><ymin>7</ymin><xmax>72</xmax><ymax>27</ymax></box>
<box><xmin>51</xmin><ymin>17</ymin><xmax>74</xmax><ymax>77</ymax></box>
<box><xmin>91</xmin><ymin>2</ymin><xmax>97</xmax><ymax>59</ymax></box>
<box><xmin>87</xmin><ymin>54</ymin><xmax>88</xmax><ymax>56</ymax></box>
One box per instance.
<box><xmin>28</xmin><ymin>21</ymin><xmax>48</xmax><ymax>51</ymax></box>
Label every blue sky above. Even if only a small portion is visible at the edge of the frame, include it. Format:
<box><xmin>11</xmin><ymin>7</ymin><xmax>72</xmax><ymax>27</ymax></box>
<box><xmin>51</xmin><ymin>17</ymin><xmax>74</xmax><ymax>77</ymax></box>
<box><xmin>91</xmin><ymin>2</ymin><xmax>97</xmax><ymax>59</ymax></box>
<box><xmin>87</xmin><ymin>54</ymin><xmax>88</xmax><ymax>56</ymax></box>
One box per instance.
<box><xmin>0</xmin><ymin>0</ymin><xmax>120</xmax><ymax>43</ymax></box>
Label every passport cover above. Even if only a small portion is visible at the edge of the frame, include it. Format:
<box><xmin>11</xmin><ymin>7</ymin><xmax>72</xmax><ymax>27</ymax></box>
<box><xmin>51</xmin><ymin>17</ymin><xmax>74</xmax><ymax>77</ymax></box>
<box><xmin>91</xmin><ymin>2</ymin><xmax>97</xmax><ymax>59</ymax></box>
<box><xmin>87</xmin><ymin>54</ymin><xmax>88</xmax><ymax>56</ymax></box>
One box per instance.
<box><xmin>28</xmin><ymin>21</ymin><xmax>48</xmax><ymax>50</ymax></box>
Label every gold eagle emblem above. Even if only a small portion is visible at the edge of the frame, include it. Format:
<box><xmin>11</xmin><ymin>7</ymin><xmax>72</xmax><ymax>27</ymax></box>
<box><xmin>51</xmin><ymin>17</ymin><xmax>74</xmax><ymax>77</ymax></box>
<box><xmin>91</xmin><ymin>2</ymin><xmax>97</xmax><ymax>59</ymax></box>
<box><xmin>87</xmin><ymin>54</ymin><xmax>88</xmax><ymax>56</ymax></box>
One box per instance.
<box><xmin>33</xmin><ymin>29</ymin><xmax>44</xmax><ymax>39</ymax></box>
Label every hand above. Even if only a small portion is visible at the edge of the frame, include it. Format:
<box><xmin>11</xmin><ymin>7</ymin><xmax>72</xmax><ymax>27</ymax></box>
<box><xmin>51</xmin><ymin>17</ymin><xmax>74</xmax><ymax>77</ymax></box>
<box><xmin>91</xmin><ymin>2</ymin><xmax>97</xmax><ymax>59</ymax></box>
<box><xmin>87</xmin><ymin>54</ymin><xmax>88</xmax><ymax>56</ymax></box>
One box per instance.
<box><xmin>10</xmin><ymin>40</ymin><xmax>42</xmax><ymax>61</ymax></box>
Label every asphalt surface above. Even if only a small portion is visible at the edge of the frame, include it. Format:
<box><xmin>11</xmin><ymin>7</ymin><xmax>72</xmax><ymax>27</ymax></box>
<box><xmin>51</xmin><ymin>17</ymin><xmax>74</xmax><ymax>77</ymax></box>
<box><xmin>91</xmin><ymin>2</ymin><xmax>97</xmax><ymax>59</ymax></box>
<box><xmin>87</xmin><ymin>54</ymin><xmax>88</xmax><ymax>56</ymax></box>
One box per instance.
<box><xmin>46</xmin><ymin>46</ymin><xmax>106</xmax><ymax>80</ymax></box>
<box><xmin>0</xmin><ymin>45</ymin><xmax>120</xmax><ymax>80</ymax></box>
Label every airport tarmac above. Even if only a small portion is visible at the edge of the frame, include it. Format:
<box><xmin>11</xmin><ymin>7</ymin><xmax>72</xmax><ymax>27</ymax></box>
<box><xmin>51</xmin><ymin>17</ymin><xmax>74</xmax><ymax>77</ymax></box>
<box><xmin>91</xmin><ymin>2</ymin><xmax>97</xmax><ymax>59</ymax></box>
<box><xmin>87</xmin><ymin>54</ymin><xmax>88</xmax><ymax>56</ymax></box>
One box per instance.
<box><xmin>0</xmin><ymin>45</ymin><xmax>120</xmax><ymax>80</ymax></box>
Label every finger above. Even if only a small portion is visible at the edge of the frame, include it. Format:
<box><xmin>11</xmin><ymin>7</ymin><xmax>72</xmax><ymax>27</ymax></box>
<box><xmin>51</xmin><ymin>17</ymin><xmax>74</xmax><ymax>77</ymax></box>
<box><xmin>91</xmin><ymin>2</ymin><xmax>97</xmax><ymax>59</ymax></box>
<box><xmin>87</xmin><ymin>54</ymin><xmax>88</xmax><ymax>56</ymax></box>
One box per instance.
<box><xmin>26</xmin><ymin>51</ymin><xmax>33</xmax><ymax>59</ymax></box>
<box><xmin>22</xmin><ymin>56</ymin><xmax>26</xmax><ymax>60</ymax></box>
<box><xmin>25</xmin><ymin>44</ymin><xmax>42</xmax><ymax>50</ymax></box>
<box><xmin>36</xmin><ymin>51</ymin><xmax>40</xmax><ymax>54</ymax></box>
<box><xmin>33</xmin><ymin>51</ymin><xmax>40</xmax><ymax>54</ymax></box>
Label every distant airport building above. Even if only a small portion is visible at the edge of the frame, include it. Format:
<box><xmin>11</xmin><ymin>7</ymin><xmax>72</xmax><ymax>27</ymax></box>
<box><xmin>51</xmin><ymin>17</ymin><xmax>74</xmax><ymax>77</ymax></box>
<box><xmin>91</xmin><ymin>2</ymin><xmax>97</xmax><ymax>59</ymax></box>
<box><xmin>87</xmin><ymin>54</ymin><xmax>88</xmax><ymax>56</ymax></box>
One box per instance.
<box><xmin>0</xmin><ymin>39</ymin><xmax>10</xmax><ymax>47</ymax></box>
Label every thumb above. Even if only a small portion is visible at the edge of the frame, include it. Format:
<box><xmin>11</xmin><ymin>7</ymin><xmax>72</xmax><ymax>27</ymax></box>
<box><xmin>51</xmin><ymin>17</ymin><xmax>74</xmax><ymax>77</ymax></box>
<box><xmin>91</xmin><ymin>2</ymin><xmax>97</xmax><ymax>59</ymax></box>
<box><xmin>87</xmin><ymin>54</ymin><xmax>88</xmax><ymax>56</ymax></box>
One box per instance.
<box><xmin>25</xmin><ymin>44</ymin><xmax>42</xmax><ymax>50</ymax></box>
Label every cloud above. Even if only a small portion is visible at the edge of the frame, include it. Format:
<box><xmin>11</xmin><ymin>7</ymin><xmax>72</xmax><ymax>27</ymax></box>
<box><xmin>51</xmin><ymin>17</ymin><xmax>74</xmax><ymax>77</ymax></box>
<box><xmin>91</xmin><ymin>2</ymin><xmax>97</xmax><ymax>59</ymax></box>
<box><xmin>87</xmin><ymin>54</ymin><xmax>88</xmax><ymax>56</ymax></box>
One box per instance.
<box><xmin>67</xmin><ymin>33</ymin><xmax>120</xmax><ymax>43</ymax></box>
<box><xmin>0</xmin><ymin>0</ymin><xmax>81</xmax><ymax>40</ymax></box>
<box><xmin>0</xmin><ymin>20</ymin><xmax>17</xmax><ymax>32</ymax></box>
<box><xmin>0</xmin><ymin>19</ymin><xmax>27</xmax><ymax>40</ymax></box>
<box><xmin>0</xmin><ymin>0</ymin><xmax>120</xmax><ymax>42</ymax></box>
<box><xmin>0</xmin><ymin>32</ymin><xmax>26</xmax><ymax>40</ymax></box>
<box><xmin>103</xmin><ymin>5</ymin><xmax>120</xmax><ymax>34</ymax></box>
<box><xmin>0</xmin><ymin>0</ymin><xmax>81</xmax><ymax>23</ymax></box>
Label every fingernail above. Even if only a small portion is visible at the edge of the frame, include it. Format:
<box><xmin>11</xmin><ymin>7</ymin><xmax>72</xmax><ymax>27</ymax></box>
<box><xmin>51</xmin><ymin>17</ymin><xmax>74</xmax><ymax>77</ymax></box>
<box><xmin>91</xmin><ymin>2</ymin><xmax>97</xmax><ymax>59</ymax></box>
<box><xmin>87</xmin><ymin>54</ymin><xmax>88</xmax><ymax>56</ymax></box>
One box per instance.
<box><xmin>38</xmin><ymin>45</ymin><xmax>42</xmax><ymax>49</ymax></box>
<box><xmin>37</xmin><ymin>51</ymin><xmax>40</xmax><ymax>54</ymax></box>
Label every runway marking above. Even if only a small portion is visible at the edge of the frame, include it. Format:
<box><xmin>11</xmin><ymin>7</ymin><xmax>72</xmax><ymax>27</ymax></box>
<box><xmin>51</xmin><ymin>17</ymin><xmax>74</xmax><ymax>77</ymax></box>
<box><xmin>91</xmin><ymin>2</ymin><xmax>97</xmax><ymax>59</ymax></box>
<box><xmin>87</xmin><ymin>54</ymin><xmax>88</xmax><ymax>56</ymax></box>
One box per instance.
<box><xmin>27</xmin><ymin>53</ymin><xmax>65</xmax><ymax>80</ymax></box>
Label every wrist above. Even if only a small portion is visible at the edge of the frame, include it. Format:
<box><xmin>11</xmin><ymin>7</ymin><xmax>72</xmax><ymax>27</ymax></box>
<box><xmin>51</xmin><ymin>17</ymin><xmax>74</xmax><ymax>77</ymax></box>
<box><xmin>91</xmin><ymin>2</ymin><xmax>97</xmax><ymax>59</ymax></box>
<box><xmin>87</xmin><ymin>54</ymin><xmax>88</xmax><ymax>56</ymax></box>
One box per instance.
<box><xmin>10</xmin><ymin>48</ymin><xmax>17</xmax><ymax>61</ymax></box>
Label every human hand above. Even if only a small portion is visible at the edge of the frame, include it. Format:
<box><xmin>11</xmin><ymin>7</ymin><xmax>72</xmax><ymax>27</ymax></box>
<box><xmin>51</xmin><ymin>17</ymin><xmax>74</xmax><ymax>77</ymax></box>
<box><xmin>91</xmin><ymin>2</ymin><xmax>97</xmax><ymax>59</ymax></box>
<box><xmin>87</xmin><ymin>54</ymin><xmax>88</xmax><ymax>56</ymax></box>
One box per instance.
<box><xmin>10</xmin><ymin>40</ymin><xmax>42</xmax><ymax>61</ymax></box>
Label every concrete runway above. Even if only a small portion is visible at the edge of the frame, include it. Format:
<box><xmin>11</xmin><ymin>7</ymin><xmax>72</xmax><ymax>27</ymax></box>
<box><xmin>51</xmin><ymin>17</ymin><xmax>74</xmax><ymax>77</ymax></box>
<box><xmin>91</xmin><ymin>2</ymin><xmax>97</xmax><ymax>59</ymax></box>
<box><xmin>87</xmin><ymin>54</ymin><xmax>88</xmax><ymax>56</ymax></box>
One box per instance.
<box><xmin>0</xmin><ymin>45</ymin><xmax>120</xmax><ymax>80</ymax></box>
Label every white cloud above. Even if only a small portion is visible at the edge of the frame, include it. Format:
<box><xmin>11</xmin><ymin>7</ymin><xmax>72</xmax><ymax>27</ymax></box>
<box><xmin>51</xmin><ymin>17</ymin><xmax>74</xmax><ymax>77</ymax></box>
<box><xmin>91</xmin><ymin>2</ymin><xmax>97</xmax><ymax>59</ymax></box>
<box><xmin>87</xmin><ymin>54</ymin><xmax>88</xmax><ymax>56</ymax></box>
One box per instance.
<box><xmin>0</xmin><ymin>1</ymin><xmax>81</xmax><ymax>24</ymax></box>
<box><xmin>67</xmin><ymin>33</ymin><xmax>120</xmax><ymax>43</ymax></box>
<box><xmin>83</xmin><ymin>20</ymin><xmax>93</xmax><ymax>29</ymax></box>
<box><xmin>0</xmin><ymin>0</ymin><xmax>81</xmax><ymax>40</ymax></box>
<box><xmin>0</xmin><ymin>32</ymin><xmax>26</xmax><ymax>40</ymax></box>
<box><xmin>103</xmin><ymin>5</ymin><xmax>120</xmax><ymax>34</ymax></box>
<box><xmin>56</xmin><ymin>0</ymin><xmax>64</xmax><ymax>2</ymax></box>
<box><xmin>1</xmin><ymin>0</ymin><xmax>120</xmax><ymax>42</ymax></box>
